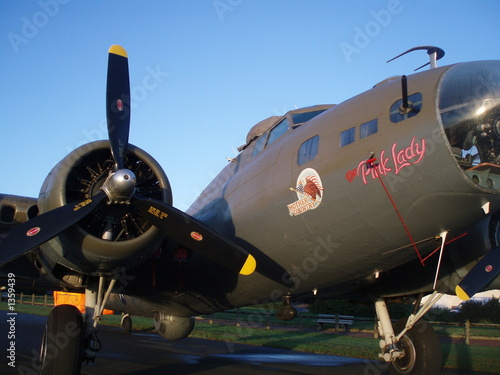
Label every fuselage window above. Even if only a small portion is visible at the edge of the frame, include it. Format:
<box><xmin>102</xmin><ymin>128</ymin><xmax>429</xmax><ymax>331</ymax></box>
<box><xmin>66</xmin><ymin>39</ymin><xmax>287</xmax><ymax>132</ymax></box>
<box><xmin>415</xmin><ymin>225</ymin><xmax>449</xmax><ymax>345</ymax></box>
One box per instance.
<box><xmin>390</xmin><ymin>93</ymin><xmax>423</xmax><ymax>123</ymax></box>
<box><xmin>267</xmin><ymin>118</ymin><xmax>290</xmax><ymax>147</ymax></box>
<box><xmin>298</xmin><ymin>135</ymin><xmax>319</xmax><ymax>165</ymax></box>
<box><xmin>360</xmin><ymin>119</ymin><xmax>378</xmax><ymax>139</ymax></box>
<box><xmin>340</xmin><ymin>127</ymin><xmax>355</xmax><ymax>147</ymax></box>
<box><xmin>252</xmin><ymin>131</ymin><xmax>269</xmax><ymax>157</ymax></box>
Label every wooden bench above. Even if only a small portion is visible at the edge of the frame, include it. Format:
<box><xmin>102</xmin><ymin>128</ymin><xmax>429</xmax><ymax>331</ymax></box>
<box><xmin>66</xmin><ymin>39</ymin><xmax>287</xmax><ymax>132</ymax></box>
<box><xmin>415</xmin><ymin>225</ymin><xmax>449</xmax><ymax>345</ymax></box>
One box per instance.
<box><xmin>315</xmin><ymin>314</ymin><xmax>354</xmax><ymax>332</ymax></box>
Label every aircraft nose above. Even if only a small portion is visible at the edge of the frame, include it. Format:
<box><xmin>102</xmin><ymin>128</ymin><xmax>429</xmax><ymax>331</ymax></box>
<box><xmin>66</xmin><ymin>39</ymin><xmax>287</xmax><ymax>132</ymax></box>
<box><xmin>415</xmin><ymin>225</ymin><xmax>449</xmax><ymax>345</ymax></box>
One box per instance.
<box><xmin>439</xmin><ymin>61</ymin><xmax>500</xmax><ymax>190</ymax></box>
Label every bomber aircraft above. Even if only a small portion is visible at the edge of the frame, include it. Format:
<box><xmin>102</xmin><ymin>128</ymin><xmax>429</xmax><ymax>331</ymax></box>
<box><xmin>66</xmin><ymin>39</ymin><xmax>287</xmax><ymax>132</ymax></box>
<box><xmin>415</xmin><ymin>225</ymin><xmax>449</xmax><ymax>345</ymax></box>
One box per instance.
<box><xmin>1</xmin><ymin>45</ymin><xmax>500</xmax><ymax>375</ymax></box>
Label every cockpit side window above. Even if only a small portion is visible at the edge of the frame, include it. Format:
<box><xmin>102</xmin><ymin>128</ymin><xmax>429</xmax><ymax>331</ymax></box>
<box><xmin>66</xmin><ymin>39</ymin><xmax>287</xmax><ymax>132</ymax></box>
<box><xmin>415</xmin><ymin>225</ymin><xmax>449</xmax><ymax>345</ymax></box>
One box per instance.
<box><xmin>251</xmin><ymin>119</ymin><xmax>290</xmax><ymax>158</ymax></box>
<box><xmin>251</xmin><ymin>131</ymin><xmax>269</xmax><ymax>157</ymax></box>
<box><xmin>267</xmin><ymin>118</ymin><xmax>290</xmax><ymax>147</ymax></box>
<box><xmin>298</xmin><ymin>136</ymin><xmax>319</xmax><ymax>165</ymax></box>
<box><xmin>291</xmin><ymin>110</ymin><xmax>327</xmax><ymax>128</ymax></box>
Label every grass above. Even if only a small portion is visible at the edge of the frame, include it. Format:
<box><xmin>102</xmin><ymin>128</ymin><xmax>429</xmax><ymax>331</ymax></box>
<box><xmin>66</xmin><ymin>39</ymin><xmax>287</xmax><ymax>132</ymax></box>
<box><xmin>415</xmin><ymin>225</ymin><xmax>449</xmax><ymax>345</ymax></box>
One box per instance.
<box><xmin>1</xmin><ymin>301</ymin><xmax>54</xmax><ymax>315</ymax></box>
<box><xmin>208</xmin><ymin>307</ymin><xmax>500</xmax><ymax>338</ymax></box>
<box><xmin>191</xmin><ymin>321</ymin><xmax>380</xmax><ymax>358</ymax></box>
<box><xmin>443</xmin><ymin>343</ymin><xmax>499</xmax><ymax>373</ymax></box>
<box><xmin>2</xmin><ymin>302</ymin><xmax>499</xmax><ymax>373</ymax></box>
<box><xmin>432</xmin><ymin>323</ymin><xmax>500</xmax><ymax>339</ymax></box>
<box><xmin>188</xmin><ymin>321</ymin><xmax>500</xmax><ymax>373</ymax></box>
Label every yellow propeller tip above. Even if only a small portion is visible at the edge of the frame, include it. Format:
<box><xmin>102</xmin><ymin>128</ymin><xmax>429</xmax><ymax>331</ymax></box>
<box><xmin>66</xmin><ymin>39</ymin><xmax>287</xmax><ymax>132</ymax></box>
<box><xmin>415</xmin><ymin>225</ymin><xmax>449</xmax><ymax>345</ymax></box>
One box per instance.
<box><xmin>109</xmin><ymin>45</ymin><xmax>128</xmax><ymax>58</ymax></box>
<box><xmin>240</xmin><ymin>254</ymin><xmax>256</xmax><ymax>276</ymax></box>
<box><xmin>455</xmin><ymin>285</ymin><xmax>470</xmax><ymax>301</ymax></box>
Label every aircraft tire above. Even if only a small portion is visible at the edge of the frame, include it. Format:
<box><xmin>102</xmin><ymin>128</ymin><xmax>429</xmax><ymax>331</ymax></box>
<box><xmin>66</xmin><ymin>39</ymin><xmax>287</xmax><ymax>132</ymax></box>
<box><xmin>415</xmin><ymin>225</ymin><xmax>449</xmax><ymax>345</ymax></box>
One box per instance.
<box><xmin>39</xmin><ymin>304</ymin><xmax>84</xmax><ymax>375</ymax></box>
<box><xmin>122</xmin><ymin>315</ymin><xmax>132</xmax><ymax>333</ymax></box>
<box><xmin>389</xmin><ymin>318</ymin><xmax>442</xmax><ymax>375</ymax></box>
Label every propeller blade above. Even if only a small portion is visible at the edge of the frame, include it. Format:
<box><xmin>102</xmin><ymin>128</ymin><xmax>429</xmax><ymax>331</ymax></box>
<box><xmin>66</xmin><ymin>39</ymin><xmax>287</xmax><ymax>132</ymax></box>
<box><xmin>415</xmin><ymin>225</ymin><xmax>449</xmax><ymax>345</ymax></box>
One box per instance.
<box><xmin>132</xmin><ymin>196</ymin><xmax>256</xmax><ymax>276</ymax></box>
<box><xmin>0</xmin><ymin>192</ymin><xmax>107</xmax><ymax>266</ymax></box>
<box><xmin>455</xmin><ymin>249</ymin><xmax>500</xmax><ymax>301</ymax></box>
<box><xmin>106</xmin><ymin>45</ymin><xmax>131</xmax><ymax>170</ymax></box>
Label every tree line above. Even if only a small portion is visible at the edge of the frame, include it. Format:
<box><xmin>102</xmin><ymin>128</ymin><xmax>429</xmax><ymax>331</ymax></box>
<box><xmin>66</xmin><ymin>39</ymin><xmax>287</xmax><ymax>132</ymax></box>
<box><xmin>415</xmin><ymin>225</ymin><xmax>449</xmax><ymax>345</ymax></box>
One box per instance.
<box><xmin>309</xmin><ymin>297</ymin><xmax>500</xmax><ymax>324</ymax></box>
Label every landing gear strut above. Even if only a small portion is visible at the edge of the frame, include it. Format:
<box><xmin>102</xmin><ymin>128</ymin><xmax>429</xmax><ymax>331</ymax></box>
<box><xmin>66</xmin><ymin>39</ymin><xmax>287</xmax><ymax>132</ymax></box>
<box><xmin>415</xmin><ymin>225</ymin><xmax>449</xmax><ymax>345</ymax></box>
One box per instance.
<box><xmin>84</xmin><ymin>276</ymin><xmax>116</xmax><ymax>363</ymax></box>
<box><xmin>375</xmin><ymin>292</ymin><xmax>444</xmax><ymax>375</ymax></box>
<box><xmin>121</xmin><ymin>313</ymin><xmax>132</xmax><ymax>333</ymax></box>
<box><xmin>276</xmin><ymin>294</ymin><xmax>297</xmax><ymax>321</ymax></box>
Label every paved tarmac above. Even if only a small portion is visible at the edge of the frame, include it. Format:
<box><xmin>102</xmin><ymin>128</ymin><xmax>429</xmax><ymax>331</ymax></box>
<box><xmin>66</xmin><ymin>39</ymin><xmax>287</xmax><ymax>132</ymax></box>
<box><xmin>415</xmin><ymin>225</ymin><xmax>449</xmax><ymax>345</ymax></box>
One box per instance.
<box><xmin>0</xmin><ymin>312</ymin><xmax>493</xmax><ymax>375</ymax></box>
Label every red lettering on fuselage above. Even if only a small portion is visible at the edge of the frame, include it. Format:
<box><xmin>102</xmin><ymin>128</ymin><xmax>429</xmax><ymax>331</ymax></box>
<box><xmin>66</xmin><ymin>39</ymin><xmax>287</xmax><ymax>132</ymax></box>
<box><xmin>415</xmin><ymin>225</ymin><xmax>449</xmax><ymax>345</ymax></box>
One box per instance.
<box><xmin>346</xmin><ymin>137</ymin><xmax>426</xmax><ymax>184</ymax></box>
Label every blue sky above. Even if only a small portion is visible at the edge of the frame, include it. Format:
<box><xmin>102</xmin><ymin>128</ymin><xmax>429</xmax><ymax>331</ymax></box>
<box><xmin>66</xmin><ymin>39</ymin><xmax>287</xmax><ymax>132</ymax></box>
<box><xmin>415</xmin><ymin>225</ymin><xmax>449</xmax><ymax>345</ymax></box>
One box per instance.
<box><xmin>1</xmin><ymin>0</ymin><xmax>500</xmax><ymax>211</ymax></box>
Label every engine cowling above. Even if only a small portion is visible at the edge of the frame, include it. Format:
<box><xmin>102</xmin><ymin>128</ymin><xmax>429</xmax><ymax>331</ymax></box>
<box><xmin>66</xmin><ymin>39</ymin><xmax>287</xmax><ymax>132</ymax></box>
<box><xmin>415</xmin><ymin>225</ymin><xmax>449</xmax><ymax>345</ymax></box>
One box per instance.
<box><xmin>37</xmin><ymin>140</ymin><xmax>172</xmax><ymax>280</ymax></box>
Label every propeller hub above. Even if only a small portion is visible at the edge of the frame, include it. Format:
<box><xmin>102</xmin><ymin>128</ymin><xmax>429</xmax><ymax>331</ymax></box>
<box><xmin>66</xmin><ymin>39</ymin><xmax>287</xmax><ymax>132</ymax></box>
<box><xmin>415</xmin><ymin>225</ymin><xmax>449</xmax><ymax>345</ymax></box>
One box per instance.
<box><xmin>101</xmin><ymin>169</ymin><xmax>137</xmax><ymax>204</ymax></box>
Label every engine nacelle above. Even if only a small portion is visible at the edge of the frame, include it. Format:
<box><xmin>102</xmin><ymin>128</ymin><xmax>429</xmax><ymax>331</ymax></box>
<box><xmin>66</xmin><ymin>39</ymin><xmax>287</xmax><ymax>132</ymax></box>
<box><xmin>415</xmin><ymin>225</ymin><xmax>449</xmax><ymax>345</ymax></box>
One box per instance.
<box><xmin>154</xmin><ymin>312</ymin><xmax>195</xmax><ymax>341</ymax></box>
<box><xmin>37</xmin><ymin>140</ymin><xmax>172</xmax><ymax>280</ymax></box>
<box><xmin>0</xmin><ymin>194</ymin><xmax>39</xmax><ymax>232</ymax></box>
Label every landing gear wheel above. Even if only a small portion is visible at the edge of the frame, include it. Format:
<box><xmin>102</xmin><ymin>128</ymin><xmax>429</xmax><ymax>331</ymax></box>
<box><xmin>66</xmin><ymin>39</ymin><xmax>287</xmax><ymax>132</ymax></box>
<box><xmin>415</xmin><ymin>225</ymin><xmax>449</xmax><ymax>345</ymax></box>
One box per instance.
<box><xmin>122</xmin><ymin>315</ymin><xmax>132</xmax><ymax>333</ymax></box>
<box><xmin>389</xmin><ymin>318</ymin><xmax>442</xmax><ymax>375</ymax></box>
<box><xmin>39</xmin><ymin>304</ymin><xmax>84</xmax><ymax>375</ymax></box>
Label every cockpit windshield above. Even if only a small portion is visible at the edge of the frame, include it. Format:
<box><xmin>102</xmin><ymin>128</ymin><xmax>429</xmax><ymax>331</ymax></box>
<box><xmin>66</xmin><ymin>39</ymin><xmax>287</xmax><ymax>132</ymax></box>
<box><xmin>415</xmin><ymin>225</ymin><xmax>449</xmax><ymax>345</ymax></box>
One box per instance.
<box><xmin>439</xmin><ymin>61</ymin><xmax>500</xmax><ymax>189</ymax></box>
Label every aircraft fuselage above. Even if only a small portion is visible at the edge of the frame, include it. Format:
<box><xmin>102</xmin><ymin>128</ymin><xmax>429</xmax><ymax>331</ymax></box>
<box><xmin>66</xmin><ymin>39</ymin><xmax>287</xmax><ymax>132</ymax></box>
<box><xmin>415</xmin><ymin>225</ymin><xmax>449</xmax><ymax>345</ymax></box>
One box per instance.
<box><xmin>167</xmin><ymin>60</ymin><xmax>500</xmax><ymax>313</ymax></box>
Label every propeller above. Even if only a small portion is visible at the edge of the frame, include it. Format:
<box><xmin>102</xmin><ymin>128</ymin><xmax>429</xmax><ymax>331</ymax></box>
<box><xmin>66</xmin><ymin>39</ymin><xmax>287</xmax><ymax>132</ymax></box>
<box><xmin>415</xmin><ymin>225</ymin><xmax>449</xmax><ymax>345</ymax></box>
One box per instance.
<box><xmin>102</xmin><ymin>45</ymin><xmax>136</xmax><ymax>204</ymax></box>
<box><xmin>455</xmin><ymin>249</ymin><xmax>500</xmax><ymax>301</ymax></box>
<box><xmin>0</xmin><ymin>192</ymin><xmax>107</xmax><ymax>265</ymax></box>
<box><xmin>106</xmin><ymin>45</ymin><xmax>131</xmax><ymax>171</ymax></box>
<box><xmin>0</xmin><ymin>45</ymin><xmax>256</xmax><ymax>277</ymax></box>
<box><xmin>132</xmin><ymin>196</ymin><xmax>256</xmax><ymax>275</ymax></box>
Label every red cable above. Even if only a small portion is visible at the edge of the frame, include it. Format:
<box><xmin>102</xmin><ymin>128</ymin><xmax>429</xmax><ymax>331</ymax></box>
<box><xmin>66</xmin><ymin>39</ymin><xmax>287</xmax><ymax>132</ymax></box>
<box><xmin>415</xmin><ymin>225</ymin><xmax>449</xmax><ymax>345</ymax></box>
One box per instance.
<box><xmin>369</xmin><ymin>160</ymin><xmax>425</xmax><ymax>266</ymax></box>
<box><xmin>421</xmin><ymin>232</ymin><xmax>468</xmax><ymax>264</ymax></box>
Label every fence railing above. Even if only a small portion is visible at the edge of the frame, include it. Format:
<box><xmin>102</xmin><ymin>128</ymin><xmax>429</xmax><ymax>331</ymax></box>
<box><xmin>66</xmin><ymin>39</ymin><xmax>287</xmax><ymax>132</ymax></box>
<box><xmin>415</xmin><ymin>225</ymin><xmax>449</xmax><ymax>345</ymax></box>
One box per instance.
<box><xmin>15</xmin><ymin>292</ymin><xmax>55</xmax><ymax>307</ymax></box>
<box><xmin>6</xmin><ymin>295</ymin><xmax>499</xmax><ymax>345</ymax></box>
<box><xmin>204</xmin><ymin>308</ymin><xmax>500</xmax><ymax>345</ymax></box>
